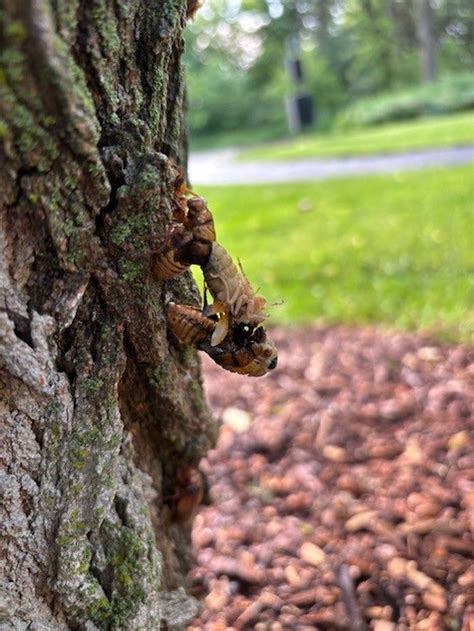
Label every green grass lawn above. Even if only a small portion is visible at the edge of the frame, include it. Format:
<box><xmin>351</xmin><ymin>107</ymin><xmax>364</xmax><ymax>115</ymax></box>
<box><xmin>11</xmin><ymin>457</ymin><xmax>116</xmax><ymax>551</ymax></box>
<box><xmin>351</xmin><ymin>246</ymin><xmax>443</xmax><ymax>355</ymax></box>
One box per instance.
<box><xmin>194</xmin><ymin>165</ymin><xmax>474</xmax><ymax>341</ymax></box>
<box><xmin>239</xmin><ymin>112</ymin><xmax>474</xmax><ymax>162</ymax></box>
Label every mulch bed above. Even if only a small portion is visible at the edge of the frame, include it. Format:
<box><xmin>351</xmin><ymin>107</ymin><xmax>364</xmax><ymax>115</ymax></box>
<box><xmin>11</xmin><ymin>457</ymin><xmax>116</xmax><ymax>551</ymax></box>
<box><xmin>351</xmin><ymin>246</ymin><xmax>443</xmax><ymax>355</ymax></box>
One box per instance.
<box><xmin>187</xmin><ymin>326</ymin><xmax>473</xmax><ymax>631</ymax></box>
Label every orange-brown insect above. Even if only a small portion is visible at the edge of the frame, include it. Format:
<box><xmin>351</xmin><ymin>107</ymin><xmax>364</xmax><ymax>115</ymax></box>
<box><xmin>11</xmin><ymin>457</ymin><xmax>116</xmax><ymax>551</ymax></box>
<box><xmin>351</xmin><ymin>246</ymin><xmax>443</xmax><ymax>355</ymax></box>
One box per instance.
<box><xmin>186</xmin><ymin>0</ymin><xmax>204</xmax><ymax>20</ymax></box>
<box><xmin>153</xmin><ymin>171</ymin><xmax>216</xmax><ymax>280</ymax></box>
<box><xmin>152</xmin><ymin>224</ymin><xmax>191</xmax><ymax>280</ymax></box>
<box><xmin>201</xmin><ymin>334</ymin><xmax>278</xmax><ymax>377</ymax></box>
<box><xmin>202</xmin><ymin>242</ymin><xmax>267</xmax><ymax>344</ymax></box>
<box><xmin>202</xmin><ymin>321</ymin><xmax>277</xmax><ymax>377</ymax></box>
<box><xmin>166</xmin><ymin>467</ymin><xmax>205</xmax><ymax>524</ymax></box>
<box><xmin>166</xmin><ymin>302</ymin><xmax>277</xmax><ymax>377</ymax></box>
<box><xmin>166</xmin><ymin>302</ymin><xmax>215</xmax><ymax>346</ymax></box>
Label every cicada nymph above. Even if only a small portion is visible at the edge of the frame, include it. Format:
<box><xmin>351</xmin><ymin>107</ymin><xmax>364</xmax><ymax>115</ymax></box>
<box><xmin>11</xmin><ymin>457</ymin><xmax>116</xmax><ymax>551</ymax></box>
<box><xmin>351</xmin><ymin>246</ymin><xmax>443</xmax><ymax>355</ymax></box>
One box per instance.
<box><xmin>160</xmin><ymin>160</ymin><xmax>277</xmax><ymax>377</ymax></box>
<box><xmin>153</xmin><ymin>169</ymin><xmax>216</xmax><ymax>280</ymax></box>
<box><xmin>167</xmin><ymin>466</ymin><xmax>205</xmax><ymax>524</ymax></box>
<box><xmin>186</xmin><ymin>0</ymin><xmax>204</xmax><ymax>20</ymax></box>
<box><xmin>166</xmin><ymin>302</ymin><xmax>215</xmax><ymax>347</ymax></box>
<box><xmin>166</xmin><ymin>302</ymin><xmax>277</xmax><ymax>377</ymax></box>
<box><xmin>200</xmin><ymin>331</ymin><xmax>278</xmax><ymax>377</ymax></box>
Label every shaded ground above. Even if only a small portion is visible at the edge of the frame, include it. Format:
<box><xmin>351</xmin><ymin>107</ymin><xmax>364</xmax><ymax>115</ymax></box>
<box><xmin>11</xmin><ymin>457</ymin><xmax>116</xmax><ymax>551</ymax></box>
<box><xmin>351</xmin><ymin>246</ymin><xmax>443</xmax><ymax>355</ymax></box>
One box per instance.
<box><xmin>188</xmin><ymin>326</ymin><xmax>473</xmax><ymax>631</ymax></box>
<box><xmin>188</xmin><ymin>146</ymin><xmax>474</xmax><ymax>185</ymax></box>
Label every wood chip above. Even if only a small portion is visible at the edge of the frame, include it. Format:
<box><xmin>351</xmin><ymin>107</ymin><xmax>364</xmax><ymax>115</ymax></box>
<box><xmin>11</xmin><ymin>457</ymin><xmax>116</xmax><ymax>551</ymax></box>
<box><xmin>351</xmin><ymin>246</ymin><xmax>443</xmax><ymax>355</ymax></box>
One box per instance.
<box><xmin>322</xmin><ymin>444</ymin><xmax>347</xmax><ymax>462</ymax></box>
<box><xmin>190</xmin><ymin>327</ymin><xmax>472</xmax><ymax>628</ymax></box>
<box><xmin>299</xmin><ymin>541</ymin><xmax>326</xmax><ymax>567</ymax></box>
<box><xmin>345</xmin><ymin>510</ymin><xmax>379</xmax><ymax>532</ymax></box>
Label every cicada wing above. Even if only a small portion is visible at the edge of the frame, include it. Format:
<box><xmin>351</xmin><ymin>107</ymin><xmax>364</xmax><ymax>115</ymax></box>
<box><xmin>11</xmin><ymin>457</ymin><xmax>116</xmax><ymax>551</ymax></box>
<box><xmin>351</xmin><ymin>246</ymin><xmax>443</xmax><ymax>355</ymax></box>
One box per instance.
<box><xmin>210</xmin><ymin>313</ymin><xmax>230</xmax><ymax>346</ymax></box>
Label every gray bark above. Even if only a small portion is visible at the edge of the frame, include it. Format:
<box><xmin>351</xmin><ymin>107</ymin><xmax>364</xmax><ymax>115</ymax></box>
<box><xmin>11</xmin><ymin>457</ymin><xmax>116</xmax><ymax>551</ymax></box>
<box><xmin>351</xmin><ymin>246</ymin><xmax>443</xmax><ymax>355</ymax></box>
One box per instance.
<box><xmin>415</xmin><ymin>0</ymin><xmax>438</xmax><ymax>82</ymax></box>
<box><xmin>0</xmin><ymin>1</ymin><xmax>215</xmax><ymax>629</ymax></box>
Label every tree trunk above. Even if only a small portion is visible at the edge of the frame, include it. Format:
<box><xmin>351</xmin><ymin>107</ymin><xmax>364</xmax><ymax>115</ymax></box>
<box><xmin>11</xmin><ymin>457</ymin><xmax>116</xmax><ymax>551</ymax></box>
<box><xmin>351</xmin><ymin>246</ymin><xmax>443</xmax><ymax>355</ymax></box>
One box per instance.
<box><xmin>415</xmin><ymin>0</ymin><xmax>437</xmax><ymax>82</ymax></box>
<box><xmin>0</xmin><ymin>1</ymin><xmax>215</xmax><ymax>629</ymax></box>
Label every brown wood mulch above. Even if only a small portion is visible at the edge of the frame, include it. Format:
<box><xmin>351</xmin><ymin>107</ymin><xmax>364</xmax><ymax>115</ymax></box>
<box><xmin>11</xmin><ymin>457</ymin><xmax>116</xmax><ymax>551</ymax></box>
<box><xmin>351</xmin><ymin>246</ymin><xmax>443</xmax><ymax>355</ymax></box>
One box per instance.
<box><xmin>187</xmin><ymin>326</ymin><xmax>473</xmax><ymax>631</ymax></box>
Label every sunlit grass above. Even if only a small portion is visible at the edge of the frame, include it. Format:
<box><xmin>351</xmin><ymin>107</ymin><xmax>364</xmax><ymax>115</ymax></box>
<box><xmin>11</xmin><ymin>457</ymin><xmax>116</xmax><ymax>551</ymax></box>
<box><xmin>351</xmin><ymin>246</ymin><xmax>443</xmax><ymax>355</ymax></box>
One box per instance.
<box><xmin>239</xmin><ymin>112</ymin><xmax>474</xmax><ymax>162</ymax></box>
<box><xmin>194</xmin><ymin>165</ymin><xmax>474</xmax><ymax>341</ymax></box>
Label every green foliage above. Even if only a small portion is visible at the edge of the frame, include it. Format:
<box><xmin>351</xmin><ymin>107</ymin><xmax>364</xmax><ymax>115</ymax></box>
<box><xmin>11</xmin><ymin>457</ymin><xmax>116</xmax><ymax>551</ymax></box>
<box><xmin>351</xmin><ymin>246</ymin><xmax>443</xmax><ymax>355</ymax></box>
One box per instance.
<box><xmin>197</xmin><ymin>165</ymin><xmax>474</xmax><ymax>341</ymax></box>
<box><xmin>300</xmin><ymin>52</ymin><xmax>347</xmax><ymax>129</ymax></box>
<box><xmin>239</xmin><ymin>111</ymin><xmax>474</xmax><ymax>161</ymax></box>
<box><xmin>337</xmin><ymin>73</ymin><xmax>474</xmax><ymax>127</ymax></box>
<box><xmin>184</xmin><ymin>0</ymin><xmax>474</xmax><ymax>143</ymax></box>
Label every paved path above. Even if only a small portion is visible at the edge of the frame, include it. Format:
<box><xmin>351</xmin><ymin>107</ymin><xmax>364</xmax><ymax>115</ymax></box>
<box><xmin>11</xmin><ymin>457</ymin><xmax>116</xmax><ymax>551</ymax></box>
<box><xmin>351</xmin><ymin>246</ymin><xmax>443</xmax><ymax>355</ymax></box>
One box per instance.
<box><xmin>189</xmin><ymin>145</ymin><xmax>474</xmax><ymax>185</ymax></box>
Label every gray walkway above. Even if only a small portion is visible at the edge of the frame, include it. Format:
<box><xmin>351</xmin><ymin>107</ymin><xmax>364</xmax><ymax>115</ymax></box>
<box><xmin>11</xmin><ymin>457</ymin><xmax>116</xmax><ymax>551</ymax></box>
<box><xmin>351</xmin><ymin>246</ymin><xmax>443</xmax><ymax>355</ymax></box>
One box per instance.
<box><xmin>189</xmin><ymin>145</ymin><xmax>474</xmax><ymax>185</ymax></box>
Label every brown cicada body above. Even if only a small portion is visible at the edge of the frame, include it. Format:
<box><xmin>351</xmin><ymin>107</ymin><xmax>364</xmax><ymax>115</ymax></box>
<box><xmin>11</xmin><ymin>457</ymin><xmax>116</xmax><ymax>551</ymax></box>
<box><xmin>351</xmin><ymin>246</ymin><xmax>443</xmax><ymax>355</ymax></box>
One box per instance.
<box><xmin>152</xmin><ymin>225</ymin><xmax>192</xmax><ymax>280</ymax></box>
<box><xmin>184</xmin><ymin>195</ymin><xmax>216</xmax><ymax>264</ymax></box>
<box><xmin>172</xmin><ymin>467</ymin><xmax>205</xmax><ymax>523</ymax></box>
<box><xmin>200</xmin><ymin>323</ymin><xmax>278</xmax><ymax>377</ymax></box>
<box><xmin>166</xmin><ymin>302</ymin><xmax>215</xmax><ymax>346</ymax></box>
<box><xmin>159</xmin><ymin>159</ymin><xmax>278</xmax><ymax>378</ymax></box>
<box><xmin>166</xmin><ymin>302</ymin><xmax>277</xmax><ymax>377</ymax></box>
<box><xmin>164</xmin><ymin>466</ymin><xmax>206</xmax><ymax>524</ymax></box>
<box><xmin>153</xmin><ymin>177</ymin><xmax>216</xmax><ymax>280</ymax></box>
<box><xmin>186</xmin><ymin>0</ymin><xmax>204</xmax><ymax>20</ymax></box>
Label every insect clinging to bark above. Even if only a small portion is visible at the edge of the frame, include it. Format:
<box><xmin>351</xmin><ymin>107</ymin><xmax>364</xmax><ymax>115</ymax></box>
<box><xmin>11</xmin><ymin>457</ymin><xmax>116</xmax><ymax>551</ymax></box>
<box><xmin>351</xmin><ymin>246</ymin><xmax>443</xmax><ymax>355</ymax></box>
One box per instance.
<box><xmin>183</xmin><ymin>195</ymin><xmax>216</xmax><ymax>265</ymax></box>
<box><xmin>159</xmin><ymin>158</ymin><xmax>277</xmax><ymax>377</ymax></box>
<box><xmin>153</xmin><ymin>171</ymin><xmax>216</xmax><ymax>280</ymax></box>
<box><xmin>166</xmin><ymin>302</ymin><xmax>278</xmax><ymax>377</ymax></box>
<box><xmin>165</xmin><ymin>466</ymin><xmax>206</xmax><ymax>524</ymax></box>
<box><xmin>202</xmin><ymin>242</ymin><xmax>267</xmax><ymax>344</ymax></box>
<box><xmin>166</xmin><ymin>302</ymin><xmax>215</xmax><ymax>347</ymax></box>
<box><xmin>200</xmin><ymin>331</ymin><xmax>278</xmax><ymax>377</ymax></box>
<box><xmin>152</xmin><ymin>224</ymin><xmax>191</xmax><ymax>280</ymax></box>
<box><xmin>186</xmin><ymin>0</ymin><xmax>204</xmax><ymax>20</ymax></box>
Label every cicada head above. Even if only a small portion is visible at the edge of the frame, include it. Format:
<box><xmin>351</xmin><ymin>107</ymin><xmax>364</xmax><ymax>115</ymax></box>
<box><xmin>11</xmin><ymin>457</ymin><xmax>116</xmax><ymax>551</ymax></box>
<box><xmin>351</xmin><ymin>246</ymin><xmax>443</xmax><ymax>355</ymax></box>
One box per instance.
<box><xmin>244</xmin><ymin>338</ymin><xmax>278</xmax><ymax>376</ymax></box>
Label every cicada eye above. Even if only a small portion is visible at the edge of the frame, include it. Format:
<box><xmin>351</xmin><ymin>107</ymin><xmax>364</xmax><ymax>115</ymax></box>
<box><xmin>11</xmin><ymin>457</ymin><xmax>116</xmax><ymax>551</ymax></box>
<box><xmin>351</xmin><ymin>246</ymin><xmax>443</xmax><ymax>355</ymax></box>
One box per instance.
<box><xmin>268</xmin><ymin>357</ymin><xmax>278</xmax><ymax>370</ymax></box>
<box><xmin>253</xmin><ymin>326</ymin><xmax>266</xmax><ymax>342</ymax></box>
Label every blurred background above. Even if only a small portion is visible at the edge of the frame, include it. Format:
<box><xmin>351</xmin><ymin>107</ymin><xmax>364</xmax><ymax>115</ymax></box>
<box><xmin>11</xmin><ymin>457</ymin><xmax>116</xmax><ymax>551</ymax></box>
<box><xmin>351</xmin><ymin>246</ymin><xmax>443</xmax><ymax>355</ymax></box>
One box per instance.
<box><xmin>185</xmin><ymin>0</ymin><xmax>473</xmax><ymax>147</ymax></box>
<box><xmin>184</xmin><ymin>0</ymin><xmax>473</xmax><ymax>341</ymax></box>
<box><xmin>184</xmin><ymin>2</ymin><xmax>473</xmax><ymax>630</ymax></box>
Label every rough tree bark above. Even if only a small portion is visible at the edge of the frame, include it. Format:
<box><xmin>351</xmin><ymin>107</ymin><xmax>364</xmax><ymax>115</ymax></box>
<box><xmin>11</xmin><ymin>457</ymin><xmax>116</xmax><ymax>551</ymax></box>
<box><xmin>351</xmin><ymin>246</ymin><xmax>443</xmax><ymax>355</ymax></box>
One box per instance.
<box><xmin>0</xmin><ymin>1</ymin><xmax>216</xmax><ymax>629</ymax></box>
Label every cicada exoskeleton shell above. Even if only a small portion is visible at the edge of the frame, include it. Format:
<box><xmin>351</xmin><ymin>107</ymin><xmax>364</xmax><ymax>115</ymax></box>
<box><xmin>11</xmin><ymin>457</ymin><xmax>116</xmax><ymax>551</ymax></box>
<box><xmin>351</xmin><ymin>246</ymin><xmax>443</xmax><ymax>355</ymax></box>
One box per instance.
<box><xmin>152</xmin><ymin>225</ymin><xmax>192</xmax><ymax>280</ymax></box>
<box><xmin>166</xmin><ymin>302</ymin><xmax>216</xmax><ymax>347</ymax></box>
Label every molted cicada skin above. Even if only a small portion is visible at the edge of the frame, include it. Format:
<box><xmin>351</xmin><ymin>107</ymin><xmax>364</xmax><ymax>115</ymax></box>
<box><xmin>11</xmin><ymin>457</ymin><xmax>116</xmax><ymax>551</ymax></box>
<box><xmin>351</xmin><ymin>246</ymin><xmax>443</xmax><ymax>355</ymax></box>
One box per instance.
<box><xmin>153</xmin><ymin>193</ymin><xmax>216</xmax><ymax>280</ymax></box>
<box><xmin>152</xmin><ymin>225</ymin><xmax>191</xmax><ymax>280</ymax></box>
<box><xmin>160</xmin><ymin>160</ymin><xmax>277</xmax><ymax>377</ymax></box>
<box><xmin>184</xmin><ymin>196</ymin><xmax>216</xmax><ymax>265</ymax></box>
<box><xmin>166</xmin><ymin>302</ymin><xmax>278</xmax><ymax>377</ymax></box>
<box><xmin>166</xmin><ymin>302</ymin><xmax>216</xmax><ymax>346</ymax></box>
<box><xmin>199</xmin><ymin>326</ymin><xmax>278</xmax><ymax>377</ymax></box>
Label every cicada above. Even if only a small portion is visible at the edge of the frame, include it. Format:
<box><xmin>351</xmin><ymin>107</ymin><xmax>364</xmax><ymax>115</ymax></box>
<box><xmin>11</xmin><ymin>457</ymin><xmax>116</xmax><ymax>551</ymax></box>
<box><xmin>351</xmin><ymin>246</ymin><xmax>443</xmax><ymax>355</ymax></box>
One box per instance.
<box><xmin>166</xmin><ymin>466</ymin><xmax>205</xmax><ymax>524</ymax></box>
<box><xmin>202</xmin><ymin>242</ymin><xmax>267</xmax><ymax>345</ymax></box>
<box><xmin>166</xmin><ymin>302</ymin><xmax>277</xmax><ymax>377</ymax></box>
<box><xmin>153</xmin><ymin>169</ymin><xmax>216</xmax><ymax>280</ymax></box>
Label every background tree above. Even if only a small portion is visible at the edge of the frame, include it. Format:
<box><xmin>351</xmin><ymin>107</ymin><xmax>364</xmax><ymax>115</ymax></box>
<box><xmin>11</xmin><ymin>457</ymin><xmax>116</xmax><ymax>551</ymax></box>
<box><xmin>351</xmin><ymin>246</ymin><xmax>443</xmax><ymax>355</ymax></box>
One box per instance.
<box><xmin>0</xmin><ymin>1</ymin><xmax>215</xmax><ymax>629</ymax></box>
<box><xmin>185</xmin><ymin>0</ymin><xmax>473</xmax><ymax>142</ymax></box>
<box><xmin>415</xmin><ymin>0</ymin><xmax>438</xmax><ymax>81</ymax></box>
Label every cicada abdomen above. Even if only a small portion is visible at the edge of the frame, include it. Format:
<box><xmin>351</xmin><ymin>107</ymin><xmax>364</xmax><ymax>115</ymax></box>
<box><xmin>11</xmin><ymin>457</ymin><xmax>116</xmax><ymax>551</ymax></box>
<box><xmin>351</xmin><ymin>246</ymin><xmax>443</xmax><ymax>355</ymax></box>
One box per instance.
<box><xmin>166</xmin><ymin>302</ymin><xmax>216</xmax><ymax>347</ymax></box>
